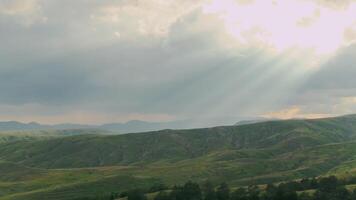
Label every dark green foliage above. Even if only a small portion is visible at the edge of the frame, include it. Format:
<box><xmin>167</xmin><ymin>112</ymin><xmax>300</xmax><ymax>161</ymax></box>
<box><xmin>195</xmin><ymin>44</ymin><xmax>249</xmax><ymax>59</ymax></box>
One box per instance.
<box><xmin>314</xmin><ymin>177</ymin><xmax>350</xmax><ymax>200</ymax></box>
<box><xmin>155</xmin><ymin>191</ymin><xmax>171</xmax><ymax>200</ymax></box>
<box><xmin>202</xmin><ymin>181</ymin><xmax>216</xmax><ymax>200</ymax></box>
<box><xmin>216</xmin><ymin>183</ymin><xmax>230</xmax><ymax>200</ymax></box>
<box><xmin>298</xmin><ymin>193</ymin><xmax>313</xmax><ymax>200</ymax></box>
<box><xmin>170</xmin><ymin>185</ymin><xmax>185</xmax><ymax>200</ymax></box>
<box><xmin>246</xmin><ymin>186</ymin><xmax>260</xmax><ymax>200</ymax></box>
<box><xmin>70</xmin><ymin>193</ymin><xmax>116</xmax><ymax>200</ymax></box>
<box><xmin>231</xmin><ymin>188</ymin><xmax>248</xmax><ymax>200</ymax></box>
<box><xmin>149</xmin><ymin>183</ymin><xmax>169</xmax><ymax>193</ymax></box>
<box><xmin>127</xmin><ymin>189</ymin><xmax>147</xmax><ymax>200</ymax></box>
<box><xmin>149</xmin><ymin>177</ymin><xmax>356</xmax><ymax>200</ymax></box>
<box><xmin>109</xmin><ymin>192</ymin><xmax>119</xmax><ymax>200</ymax></box>
<box><xmin>299</xmin><ymin>178</ymin><xmax>318</xmax><ymax>190</ymax></box>
<box><xmin>170</xmin><ymin>181</ymin><xmax>202</xmax><ymax>200</ymax></box>
<box><xmin>273</xmin><ymin>186</ymin><xmax>297</xmax><ymax>200</ymax></box>
<box><xmin>318</xmin><ymin>176</ymin><xmax>339</xmax><ymax>192</ymax></box>
<box><xmin>169</xmin><ymin>182</ymin><xmax>202</xmax><ymax>200</ymax></box>
<box><xmin>350</xmin><ymin>190</ymin><xmax>356</xmax><ymax>200</ymax></box>
<box><xmin>182</xmin><ymin>181</ymin><xmax>202</xmax><ymax>200</ymax></box>
<box><xmin>261</xmin><ymin>184</ymin><xmax>277</xmax><ymax>200</ymax></box>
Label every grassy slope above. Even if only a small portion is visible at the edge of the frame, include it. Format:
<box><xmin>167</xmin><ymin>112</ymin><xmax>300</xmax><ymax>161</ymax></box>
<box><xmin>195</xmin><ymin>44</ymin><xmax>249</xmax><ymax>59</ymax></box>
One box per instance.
<box><xmin>2</xmin><ymin>142</ymin><xmax>356</xmax><ymax>200</ymax></box>
<box><xmin>0</xmin><ymin>129</ymin><xmax>109</xmax><ymax>144</ymax></box>
<box><xmin>2</xmin><ymin>116</ymin><xmax>356</xmax><ymax>168</ymax></box>
<box><xmin>1</xmin><ymin>115</ymin><xmax>356</xmax><ymax>199</ymax></box>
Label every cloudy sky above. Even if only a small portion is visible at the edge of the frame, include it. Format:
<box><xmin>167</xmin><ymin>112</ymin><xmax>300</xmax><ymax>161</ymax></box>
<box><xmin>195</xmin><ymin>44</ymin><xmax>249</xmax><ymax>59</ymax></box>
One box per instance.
<box><xmin>0</xmin><ymin>0</ymin><xmax>355</xmax><ymax>125</ymax></box>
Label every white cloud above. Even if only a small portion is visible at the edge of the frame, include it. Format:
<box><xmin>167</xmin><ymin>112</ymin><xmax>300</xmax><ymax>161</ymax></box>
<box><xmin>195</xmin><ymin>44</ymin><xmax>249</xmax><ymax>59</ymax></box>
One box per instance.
<box><xmin>344</xmin><ymin>22</ymin><xmax>356</xmax><ymax>44</ymax></box>
<box><xmin>311</xmin><ymin>0</ymin><xmax>356</xmax><ymax>9</ymax></box>
<box><xmin>90</xmin><ymin>0</ymin><xmax>206</xmax><ymax>38</ymax></box>
<box><xmin>202</xmin><ymin>0</ymin><xmax>356</xmax><ymax>54</ymax></box>
<box><xmin>0</xmin><ymin>0</ymin><xmax>46</xmax><ymax>25</ymax></box>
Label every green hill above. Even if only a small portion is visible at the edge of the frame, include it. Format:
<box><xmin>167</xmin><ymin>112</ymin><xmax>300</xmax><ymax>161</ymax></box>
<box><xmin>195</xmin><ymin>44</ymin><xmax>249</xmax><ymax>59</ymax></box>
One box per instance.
<box><xmin>0</xmin><ymin>129</ymin><xmax>110</xmax><ymax>144</ymax></box>
<box><xmin>1</xmin><ymin>115</ymin><xmax>356</xmax><ymax>168</ymax></box>
<box><xmin>1</xmin><ymin>115</ymin><xmax>356</xmax><ymax>199</ymax></box>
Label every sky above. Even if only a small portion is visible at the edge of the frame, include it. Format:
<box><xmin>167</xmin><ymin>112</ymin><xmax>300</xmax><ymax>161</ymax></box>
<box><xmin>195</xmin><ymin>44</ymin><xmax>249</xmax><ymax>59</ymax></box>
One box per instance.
<box><xmin>0</xmin><ymin>0</ymin><xmax>355</xmax><ymax>125</ymax></box>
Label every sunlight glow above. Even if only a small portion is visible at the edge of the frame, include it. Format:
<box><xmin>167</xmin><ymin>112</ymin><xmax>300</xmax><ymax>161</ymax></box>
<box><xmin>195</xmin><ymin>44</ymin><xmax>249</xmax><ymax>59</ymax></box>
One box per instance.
<box><xmin>203</xmin><ymin>0</ymin><xmax>356</xmax><ymax>54</ymax></box>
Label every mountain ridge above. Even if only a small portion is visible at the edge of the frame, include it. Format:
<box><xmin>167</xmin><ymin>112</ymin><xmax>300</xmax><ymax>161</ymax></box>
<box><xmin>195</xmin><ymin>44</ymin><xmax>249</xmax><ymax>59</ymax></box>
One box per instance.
<box><xmin>0</xmin><ymin>120</ymin><xmax>187</xmax><ymax>133</ymax></box>
<box><xmin>0</xmin><ymin>117</ymin><xmax>274</xmax><ymax>133</ymax></box>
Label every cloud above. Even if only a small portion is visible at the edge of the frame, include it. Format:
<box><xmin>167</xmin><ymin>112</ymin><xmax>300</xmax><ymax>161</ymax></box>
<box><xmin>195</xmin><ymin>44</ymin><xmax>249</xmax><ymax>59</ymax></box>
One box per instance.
<box><xmin>203</xmin><ymin>0</ymin><xmax>356</xmax><ymax>54</ymax></box>
<box><xmin>0</xmin><ymin>0</ymin><xmax>39</xmax><ymax>15</ymax></box>
<box><xmin>311</xmin><ymin>0</ymin><xmax>356</xmax><ymax>9</ymax></box>
<box><xmin>344</xmin><ymin>23</ymin><xmax>356</xmax><ymax>44</ymax></box>
<box><xmin>0</xmin><ymin>0</ymin><xmax>355</xmax><ymax>124</ymax></box>
<box><xmin>89</xmin><ymin>0</ymin><xmax>206</xmax><ymax>38</ymax></box>
<box><xmin>264</xmin><ymin>44</ymin><xmax>356</xmax><ymax>118</ymax></box>
<box><xmin>0</xmin><ymin>0</ymin><xmax>46</xmax><ymax>25</ymax></box>
<box><xmin>262</xmin><ymin>106</ymin><xmax>334</xmax><ymax>119</ymax></box>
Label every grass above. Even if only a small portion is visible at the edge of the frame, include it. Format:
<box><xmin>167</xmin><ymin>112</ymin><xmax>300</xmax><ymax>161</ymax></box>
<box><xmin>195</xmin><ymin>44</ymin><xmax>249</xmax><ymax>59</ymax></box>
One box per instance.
<box><xmin>2</xmin><ymin>115</ymin><xmax>356</xmax><ymax>199</ymax></box>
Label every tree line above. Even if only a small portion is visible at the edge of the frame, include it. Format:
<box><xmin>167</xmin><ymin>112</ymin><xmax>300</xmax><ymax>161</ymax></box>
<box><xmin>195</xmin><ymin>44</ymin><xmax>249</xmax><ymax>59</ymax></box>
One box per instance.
<box><xmin>73</xmin><ymin>176</ymin><xmax>356</xmax><ymax>200</ymax></box>
<box><xmin>150</xmin><ymin>176</ymin><xmax>356</xmax><ymax>200</ymax></box>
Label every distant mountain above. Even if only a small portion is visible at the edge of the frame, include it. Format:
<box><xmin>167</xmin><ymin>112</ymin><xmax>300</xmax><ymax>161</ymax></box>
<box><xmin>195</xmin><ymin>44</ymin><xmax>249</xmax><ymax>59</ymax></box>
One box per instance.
<box><xmin>0</xmin><ymin>121</ymin><xmax>43</xmax><ymax>131</ymax></box>
<box><xmin>0</xmin><ymin>121</ymin><xmax>96</xmax><ymax>131</ymax></box>
<box><xmin>0</xmin><ymin>120</ymin><xmax>190</xmax><ymax>133</ymax></box>
<box><xmin>0</xmin><ymin>117</ymin><xmax>283</xmax><ymax>133</ymax></box>
<box><xmin>99</xmin><ymin>120</ymin><xmax>191</xmax><ymax>133</ymax></box>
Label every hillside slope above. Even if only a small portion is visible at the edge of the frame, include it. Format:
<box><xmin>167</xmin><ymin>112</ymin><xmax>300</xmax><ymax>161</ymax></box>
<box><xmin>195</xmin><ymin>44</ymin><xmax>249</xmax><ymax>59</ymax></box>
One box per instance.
<box><xmin>1</xmin><ymin>115</ymin><xmax>356</xmax><ymax>168</ymax></box>
<box><xmin>1</xmin><ymin>115</ymin><xmax>356</xmax><ymax>199</ymax></box>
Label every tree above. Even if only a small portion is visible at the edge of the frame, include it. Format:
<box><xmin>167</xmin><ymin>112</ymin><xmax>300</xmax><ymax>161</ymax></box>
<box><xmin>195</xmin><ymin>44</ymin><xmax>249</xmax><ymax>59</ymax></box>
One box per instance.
<box><xmin>155</xmin><ymin>191</ymin><xmax>171</xmax><ymax>200</ymax></box>
<box><xmin>300</xmin><ymin>178</ymin><xmax>311</xmax><ymax>190</ymax></box>
<box><xmin>202</xmin><ymin>181</ymin><xmax>216</xmax><ymax>200</ymax></box>
<box><xmin>231</xmin><ymin>188</ymin><xmax>247</xmax><ymax>200</ymax></box>
<box><xmin>182</xmin><ymin>181</ymin><xmax>202</xmax><ymax>200</ymax></box>
<box><xmin>247</xmin><ymin>185</ymin><xmax>260</xmax><ymax>200</ymax></box>
<box><xmin>170</xmin><ymin>185</ymin><xmax>184</xmax><ymax>200</ymax></box>
<box><xmin>216</xmin><ymin>183</ymin><xmax>230</xmax><ymax>200</ymax></box>
<box><xmin>298</xmin><ymin>192</ymin><xmax>312</xmax><ymax>200</ymax></box>
<box><xmin>313</xmin><ymin>189</ymin><xmax>327</xmax><ymax>200</ymax></box>
<box><xmin>170</xmin><ymin>182</ymin><xmax>202</xmax><ymax>200</ymax></box>
<box><xmin>149</xmin><ymin>183</ymin><xmax>168</xmax><ymax>193</ymax></box>
<box><xmin>281</xmin><ymin>189</ymin><xmax>297</xmax><ymax>200</ymax></box>
<box><xmin>275</xmin><ymin>184</ymin><xmax>298</xmax><ymax>200</ymax></box>
<box><xmin>262</xmin><ymin>184</ymin><xmax>276</xmax><ymax>200</ymax></box>
<box><xmin>318</xmin><ymin>176</ymin><xmax>339</xmax><ymax>192</ymax></box>
<box><xmin>350</xmin><ymin>189</ymin><xmax>356</xmax><ymax>200</ymax></box>
<box><xmin>334</xmin><ymin>186</ymin><xmax>350</xmax><ymax>200</ymax></box>
<box><xmin>127</xmin><ymin>189</ymin><xmax>147</xmax><ymax>200</ymax></box>
<box><xmin>313</xmin><ymin>176</ymin><xmax>350</xmax><ymax>200</ymax></box>
<box><xmin>109</xmin><ymin>192</ymin><xmax>119</xmax><ymax>200</ymax></box>
<box><xmin>310</xmin><ymin>177</ymin><xmax>318</xmax><ymax>189</ymax></box>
